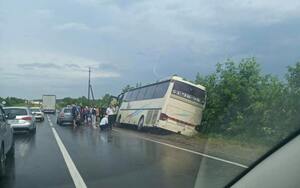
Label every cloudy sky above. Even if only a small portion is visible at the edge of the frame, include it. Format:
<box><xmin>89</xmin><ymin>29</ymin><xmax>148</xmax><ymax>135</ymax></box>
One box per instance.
<box><xmin>1</xmin><ymin>0</ymin><xmax>300</xmax><ymax>99</ymax></box>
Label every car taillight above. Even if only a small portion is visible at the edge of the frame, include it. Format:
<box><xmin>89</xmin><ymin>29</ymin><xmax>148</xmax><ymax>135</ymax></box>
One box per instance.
<box><xmin>159</xmin><ymin>113</ymin><xmax>168</xmax><ymax>121</ymax></box>
<box><xmin>22</xmin><ymin>116</ymin><xmax>32</xmax><ymax>121</ymax></box>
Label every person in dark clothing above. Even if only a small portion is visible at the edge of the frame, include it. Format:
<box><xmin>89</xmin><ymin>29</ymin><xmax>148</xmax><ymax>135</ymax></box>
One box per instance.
<box><xmin>71</xmin><ymin>105</ymin><xmax>78</xmax><ymax>128</ymax></box>
<box><xmin>92</xmin><ymin>107</ymin><xmax>97</xmax><ymax>126</ymax></box>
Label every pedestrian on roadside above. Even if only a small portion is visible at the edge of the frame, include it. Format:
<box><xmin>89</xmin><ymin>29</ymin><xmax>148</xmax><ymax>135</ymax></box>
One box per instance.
<box><xmin>99</xmin><ymin>115</ymin><xmax>109</xmax><ymax>131</ymax></box>
<box><xmin>106</xmin><ymin>105</ymin><xmax>114</xmax><ymax>116</ymax></box>
<box><xmin>106</xmin><ymin>105</ymin><xmax>114</xmax><ymax>129</ymax></box>
<box><xmin>96</xmin><ymin>107</ymin><xmax>100</xmax><ymax>123</ymax></box>
<box><xmin>71</xmin><ymin>104</ymin><xmax>78</xmax><ymax>128</ymax></box>
<box><xmin>82</xmin><ymin>107</ymin><xmax>85</xmax><ymax>123</ymax></box>
<box><xmin>80</xmin><ymin>106</ymin><xmax>84</xmax><ymax>124</ymax></box>
<box><xmin>88</xmin><ymin>107</ymin><xmax>92</xmax><ymax>125</ymax></box>
<box><xmin>76</xmin><ymin>105</ymin><xmax>81</xmax><ymax>125</ymax></box>
<box><xmin>85</xmin><ymin>107</ymin><xmax>89</xmax><ymax>125</ymax></box>
<box><xmin>92</xmin><ymin>107</ymin><xmax>96</xmax><ymax>127</ymax></box>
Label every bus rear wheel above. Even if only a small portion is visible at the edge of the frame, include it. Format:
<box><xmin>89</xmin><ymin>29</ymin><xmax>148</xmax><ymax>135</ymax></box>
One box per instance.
<box><xmin>137</xmin><ymin>117</ymin><xmax>144</xmax><ymax>131</ymax></box>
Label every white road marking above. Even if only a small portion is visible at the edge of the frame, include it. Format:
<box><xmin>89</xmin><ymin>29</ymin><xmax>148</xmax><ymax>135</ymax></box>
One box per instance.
<box><xmin>47</xmin><ymin>118</ymin><xmax>87</xmax><ymax>188</ymax></box>
<box><xmin>113</xmin><ymin>129</ymin><xmax>248</xmax><ymax>169</ymax></box>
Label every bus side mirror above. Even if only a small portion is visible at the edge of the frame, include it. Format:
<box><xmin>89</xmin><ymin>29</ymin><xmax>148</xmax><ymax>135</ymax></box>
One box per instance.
<box><xmin>117</xmin><ymin>93</ymin><xmax>124</xmax><ymax>102</ymax></box>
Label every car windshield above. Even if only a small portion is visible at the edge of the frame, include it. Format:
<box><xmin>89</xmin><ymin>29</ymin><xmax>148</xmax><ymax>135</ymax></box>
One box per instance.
<box><xmin>0</xmin><ymin>1</ymin><xmax>299</xmax><ymax>188</ymax></box>
<box><xmin>63</xmin><ymin>109</ymin><xmax>71</xmax><ymax>113</ymax></box>
<box><xmin>4</xmin><ymin>108</ymin><xmax>28</xmax><ymax>116</ymax></box>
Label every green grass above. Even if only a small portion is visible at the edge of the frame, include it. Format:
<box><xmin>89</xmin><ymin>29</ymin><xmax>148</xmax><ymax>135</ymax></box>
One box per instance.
<box><xmin>196</xmin><ymin>132</ymin><xmax>280</xmax><ymax>148</ymax></box>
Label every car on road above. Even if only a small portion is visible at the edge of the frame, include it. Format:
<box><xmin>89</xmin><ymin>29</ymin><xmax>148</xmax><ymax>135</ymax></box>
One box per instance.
<box><xmin>30</xmin><ymin>107</ymin><xmax>44</xmax><ymax>121</ymax></box>
<box><xmin>3</xmin><ymin>107</ymin><xmax>36</xmax><ymax>133</ymax></box>
<box><xmin>56</xmin><ymin>107</ymin><xmax>74</xmax><ymax>126</ymax></box>
<box><xmin>0</xmin><ymin>105</ymin><xmax>15</xmax><ymax>176</ymax></box>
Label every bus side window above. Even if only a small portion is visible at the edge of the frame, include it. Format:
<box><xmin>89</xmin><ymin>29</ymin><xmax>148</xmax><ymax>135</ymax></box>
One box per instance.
<box><xmin>144</xmin><ymin>85</ymin><xmax>155</xmax><ymax>99</ymax></box>
<box><xmin>131</xmin><ymin>89</ymin><xmax>140</xmax><ymax>101</ymax></box>
<box><xmin>142</xmin><ymin>86</ymin><xmax>149</xmax><ymax>100</ymax></box>
<box><xmin>137</xmin><ymin>88</ymin><xmax>146</xmax><ymax>100</ymax></box>
<box><xmin>125</xmin><ymin>91</ymin><xmax>132</xmax><ymax>101</ymax></box>
<box><xmin>123</xmin><ymin>92</ymin><xmax>129</xmax><ymax>102</ymax></box>
<box><xmin>153</xmin><ymin>82</ymin><xmax>169</xmax><ymax>98</ymax></box>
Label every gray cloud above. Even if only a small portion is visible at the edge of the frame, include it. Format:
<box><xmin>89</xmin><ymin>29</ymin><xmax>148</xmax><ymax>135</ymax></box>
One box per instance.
<box><xmin>64</xmin><ymin>63</ymin><xmax>85</xmax><ymax>71</ymax></box>
<box><xmin>65</xmin><ymin>63</ymin><xmax>80</xmax><ymax>68</ymax></box>
<box><xmin>18</xmin><ymin>63</ymin><xmax>61</xmax><ymax>70</ymax></box>
<box><xmin>96</xmin><ymin>63</ymin><xmax>121</xmax><ymax>72</ymax></box>
<box><xmin>53</xmin><ymin>22</ymin><xmax>91</xmax><ymax>31</ymax></box>
<box><xmin>1</xmin><ymin>0</ymin><xmax>300</xmax><ymax>99</ymax></box>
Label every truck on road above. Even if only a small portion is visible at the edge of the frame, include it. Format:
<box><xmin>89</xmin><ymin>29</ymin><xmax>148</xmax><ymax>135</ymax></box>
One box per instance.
<box><xmin>42</xmin><ymin>95</ymin><xmax>56</xmax><ymax>114</ymax></box>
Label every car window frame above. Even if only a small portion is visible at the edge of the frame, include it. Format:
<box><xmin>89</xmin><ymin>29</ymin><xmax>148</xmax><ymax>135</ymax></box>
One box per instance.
<box><xmin>225</xmin><ymin>128</ymin><xmax>300</xmax><ymax>187</ymax></box>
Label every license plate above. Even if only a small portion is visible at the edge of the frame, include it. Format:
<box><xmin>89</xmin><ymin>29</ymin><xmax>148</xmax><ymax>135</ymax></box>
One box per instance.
<box><xmin>10</xmin><ymin>120</ymin><xmax>19</xmax><ymax>124</ymax></box>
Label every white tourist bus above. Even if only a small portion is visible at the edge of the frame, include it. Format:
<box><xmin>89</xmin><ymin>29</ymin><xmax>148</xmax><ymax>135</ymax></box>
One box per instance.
<box><xmin>116</xmin><ymin>76</ymin><xmax>206</xmax><ymax>136</ymax></box>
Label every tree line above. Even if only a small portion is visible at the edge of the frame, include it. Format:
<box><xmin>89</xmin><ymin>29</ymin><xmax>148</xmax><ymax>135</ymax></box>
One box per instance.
<box><xmin>0</xmin><ymin>97</ymin><xmax>27</xmax><ymax>106</ymax></box>
<box><xmin>56</xmin><ymin>95</ymin><xmax>113</xmax><ymax>109</ymax></box>
<box><xmin>195</xmin><ymin>58</ymin><xmax>300</xmax><ymax>145</ymax></box>
<box><xmin>0</xmin><ymin>95</ymin><xmax>114</xmax><ymax>109</ymax></box>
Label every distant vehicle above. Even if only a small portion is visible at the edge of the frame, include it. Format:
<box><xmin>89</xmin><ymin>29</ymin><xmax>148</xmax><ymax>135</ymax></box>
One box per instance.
<box><xmin>3</xmin><ymin>107</ymin><xmax>36</xmax><ymax>133</ymax></box>
<box><xmin>30</xmin><ymin>107</ymin><xmax>44</xmax><ymax>121</ymax></box>
<box><xmin>56</xmin><ymin>107</ymin><xmax>73</xmax><ymax>126</ymax></box>
<box><xmin>42</xmin><ymin>95</ymin><xmax>56</xmax><ymax>114</ymax></box>
<box><xmin>0</xmin><ymin>105</ymin><xmax>15</xmax><ymax>176</ymax></box>
<box><xmin>116</xmin><ymin>76</ymin><xmax>206</xmax><ymax>136</ymax></box>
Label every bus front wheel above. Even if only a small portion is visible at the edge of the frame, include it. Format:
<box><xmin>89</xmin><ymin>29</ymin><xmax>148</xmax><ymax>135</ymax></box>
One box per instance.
<box><xmin>137</xmin><ymin>117</ymin><xmax>144</xmax><ymax>131</ymax></box>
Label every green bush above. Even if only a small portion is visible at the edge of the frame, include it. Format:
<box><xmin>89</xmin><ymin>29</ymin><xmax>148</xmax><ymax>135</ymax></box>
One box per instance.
<box><xmin>196</xmin><ymin>59</ymin><xmax>300</xmax><ymax>145</ymax></box>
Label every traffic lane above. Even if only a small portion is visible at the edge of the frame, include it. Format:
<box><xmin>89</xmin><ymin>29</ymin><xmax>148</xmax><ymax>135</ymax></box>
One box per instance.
<box><xmin>0</xmin><ymin>117</ymin><xmax>74</xmax><ymax>188</ymax></box>
<box><xmin>49</xmin><ymin>115</ymin><xmax>243</xmax><ymax>188</ymax></box>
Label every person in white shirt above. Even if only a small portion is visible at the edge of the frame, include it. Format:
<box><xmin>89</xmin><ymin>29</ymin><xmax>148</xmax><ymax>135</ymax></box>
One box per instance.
<box><xmin>106</xmin><ymin>106</ymin><xmax>114</xmax><ymax>116</ymax></box>
<box><xmin>106</xmin><ymin>105</ymin><xmax>116</xmax><ymax>129</ymax></box>
<box><xmin>99</xmin><ymin>115</ymin><xmax>109</xmax><ymax>131</ymax></box>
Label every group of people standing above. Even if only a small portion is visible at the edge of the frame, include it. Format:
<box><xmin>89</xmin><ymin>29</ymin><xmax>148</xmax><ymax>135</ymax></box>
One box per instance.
<box><xmin>71</xmin><ymin>104</ymin><xmax>117</xmax><ymax>130</ymax></box>
<box><xmin>71</xmin><ymin>105</ymin><xmax>97</xmax><ymax>127</ymax></box>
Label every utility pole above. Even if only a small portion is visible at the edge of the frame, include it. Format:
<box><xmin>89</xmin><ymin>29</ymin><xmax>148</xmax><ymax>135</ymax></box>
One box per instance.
<box><xmin>88</xmin><ymin>67</ymin><xmax>91</xmax><ymax>103</ymax></box>
<box><xmin>87</xmin><ymin>67</ymin><xmax>95</xmax><ymax>105</ymax></box>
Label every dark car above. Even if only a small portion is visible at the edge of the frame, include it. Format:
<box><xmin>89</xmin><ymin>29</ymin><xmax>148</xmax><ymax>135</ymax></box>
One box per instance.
<box><xmin>56</xmin><ymin>107</ymin><xmax>73</xmax><ymax>125</ymax></box>
<box><xmin>0</xmin><ymin>105</ymin><xmax>15</xmax><ymax>176</ymax></box>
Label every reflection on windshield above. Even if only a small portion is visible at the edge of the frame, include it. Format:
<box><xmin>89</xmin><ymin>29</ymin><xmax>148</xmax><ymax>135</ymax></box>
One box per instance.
<box><xmin>0</xmin><ymin>0</ymin><xmax>300</xmax><ymax>188</ymax></box>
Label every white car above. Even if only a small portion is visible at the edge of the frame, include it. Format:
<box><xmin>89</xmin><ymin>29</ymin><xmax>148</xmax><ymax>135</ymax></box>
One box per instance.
<box><xmin>3</xmin><ymin>107</ymin><xmax>36</xmax><ymax>133</ymax></box>
<box><xmin>30</xmin><ymin>107</ymin><xmax>45</xmax><ymax>121</ymax></box>
<box><xmin>0</xmin><ymin>105</ymin><xmax>15</xmax><ymax>176</ymax></box>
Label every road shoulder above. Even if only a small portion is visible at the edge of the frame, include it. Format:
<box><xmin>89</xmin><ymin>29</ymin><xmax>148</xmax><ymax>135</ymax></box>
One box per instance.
<box><xmin>113</xmin><ymin>127</ymin><xmax>268</xmax><ymax>166</ymax></box>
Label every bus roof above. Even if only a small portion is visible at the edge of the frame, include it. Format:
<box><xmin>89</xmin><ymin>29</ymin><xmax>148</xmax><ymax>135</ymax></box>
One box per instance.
<box><xmin>125</xmin><ymin>75</ymin><xmax>206</xmax><ymax>93</ymax></box>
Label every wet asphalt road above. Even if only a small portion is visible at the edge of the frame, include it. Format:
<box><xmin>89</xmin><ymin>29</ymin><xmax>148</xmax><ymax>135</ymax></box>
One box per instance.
<box><xmin>0</xmin><ymin>114</ymin><xmax>244</xmax><ymax>188</ymax></box>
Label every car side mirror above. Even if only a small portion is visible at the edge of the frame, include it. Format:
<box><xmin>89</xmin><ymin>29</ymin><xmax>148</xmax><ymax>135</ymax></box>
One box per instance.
<box><xmin>6</xmin><ymin>113</ymin><xmax>16</xmax><ymax>120</ymax></box>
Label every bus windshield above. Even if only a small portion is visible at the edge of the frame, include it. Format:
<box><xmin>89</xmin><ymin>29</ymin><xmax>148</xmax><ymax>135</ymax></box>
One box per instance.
<box><xmin>172</xmin><ymin>81</ymin><xmax>206</xmax><ymax>105</ymax></box>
